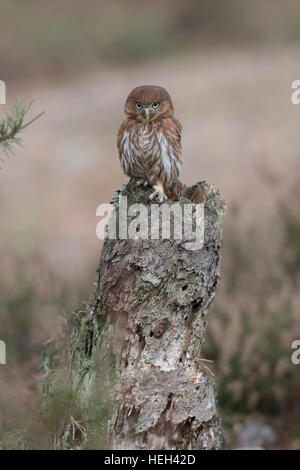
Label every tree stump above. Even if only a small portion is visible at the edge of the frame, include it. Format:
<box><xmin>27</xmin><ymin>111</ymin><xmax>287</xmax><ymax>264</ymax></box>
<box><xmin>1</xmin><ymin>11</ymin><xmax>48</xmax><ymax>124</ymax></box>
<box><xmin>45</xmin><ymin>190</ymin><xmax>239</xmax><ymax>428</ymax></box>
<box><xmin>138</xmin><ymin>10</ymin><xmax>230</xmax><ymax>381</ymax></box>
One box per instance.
<box><xmin>41</xmin><ymin>180</ymin><xmax>226</xmax><ymax>450</ymax></box>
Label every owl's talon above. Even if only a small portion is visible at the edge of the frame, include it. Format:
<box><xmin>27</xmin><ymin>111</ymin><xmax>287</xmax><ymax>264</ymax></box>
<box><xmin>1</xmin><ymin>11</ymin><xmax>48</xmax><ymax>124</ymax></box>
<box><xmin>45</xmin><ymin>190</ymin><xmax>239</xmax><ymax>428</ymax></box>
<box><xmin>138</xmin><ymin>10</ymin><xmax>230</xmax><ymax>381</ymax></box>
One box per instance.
<box><xmin>149</xmin><ymin>190</ymin><xmax>167</xmax><ymax>204</ymax></box>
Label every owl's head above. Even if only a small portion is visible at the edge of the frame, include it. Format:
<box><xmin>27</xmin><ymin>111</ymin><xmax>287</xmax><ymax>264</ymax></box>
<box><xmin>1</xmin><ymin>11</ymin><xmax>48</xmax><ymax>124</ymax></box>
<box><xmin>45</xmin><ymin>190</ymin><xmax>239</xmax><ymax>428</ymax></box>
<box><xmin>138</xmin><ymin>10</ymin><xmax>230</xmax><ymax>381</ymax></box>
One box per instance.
<box><xmin>124</xmin><ymin>85</ymin><xmax>174</xmax><ymax>122</ymax></box>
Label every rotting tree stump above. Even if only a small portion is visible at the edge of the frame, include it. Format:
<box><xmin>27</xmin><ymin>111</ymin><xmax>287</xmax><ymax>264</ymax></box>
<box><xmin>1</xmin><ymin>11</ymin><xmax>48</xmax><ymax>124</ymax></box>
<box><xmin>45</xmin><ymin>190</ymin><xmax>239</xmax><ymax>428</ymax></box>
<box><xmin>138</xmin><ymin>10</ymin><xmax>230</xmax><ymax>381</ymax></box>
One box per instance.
<box><xmin>41</xmin><ymin>180</ymin><xmax>226</xmax><ymax>450</ymax></box>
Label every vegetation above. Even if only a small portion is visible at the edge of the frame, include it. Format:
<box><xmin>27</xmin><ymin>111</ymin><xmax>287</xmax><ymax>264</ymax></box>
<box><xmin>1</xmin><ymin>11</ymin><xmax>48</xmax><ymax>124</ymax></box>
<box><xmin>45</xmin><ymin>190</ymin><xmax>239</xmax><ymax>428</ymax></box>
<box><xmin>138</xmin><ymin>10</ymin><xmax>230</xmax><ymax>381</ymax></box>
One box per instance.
<box><xmin>0</xmin><ymin>100</ymin><xmax>44</xmax><ymax>157</ymax></box>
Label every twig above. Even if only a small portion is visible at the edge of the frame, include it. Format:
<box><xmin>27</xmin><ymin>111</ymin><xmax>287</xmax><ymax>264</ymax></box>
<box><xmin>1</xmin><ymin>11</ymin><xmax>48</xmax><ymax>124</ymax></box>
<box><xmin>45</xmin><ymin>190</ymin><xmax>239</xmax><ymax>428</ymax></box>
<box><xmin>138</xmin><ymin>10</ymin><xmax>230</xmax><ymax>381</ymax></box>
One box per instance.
<box><xmin>0</xmin><ymin>99</ymin><xmax>44</xmax><ymax>158</ymax></box>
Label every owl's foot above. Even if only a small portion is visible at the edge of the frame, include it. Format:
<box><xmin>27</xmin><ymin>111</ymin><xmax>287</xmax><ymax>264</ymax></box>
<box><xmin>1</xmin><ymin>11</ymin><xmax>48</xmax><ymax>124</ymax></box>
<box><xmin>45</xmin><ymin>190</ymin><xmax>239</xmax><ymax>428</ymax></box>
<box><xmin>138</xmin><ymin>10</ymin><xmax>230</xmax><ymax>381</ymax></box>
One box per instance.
<box><xmin>135</xmin><ymin>178</ymin><xmax>149</xmax><ymax>187</ymax></box>
<box><xmin>149</xmin><ymin>189</ymin><xmax>168</xmax><ymax>204</ymax></box>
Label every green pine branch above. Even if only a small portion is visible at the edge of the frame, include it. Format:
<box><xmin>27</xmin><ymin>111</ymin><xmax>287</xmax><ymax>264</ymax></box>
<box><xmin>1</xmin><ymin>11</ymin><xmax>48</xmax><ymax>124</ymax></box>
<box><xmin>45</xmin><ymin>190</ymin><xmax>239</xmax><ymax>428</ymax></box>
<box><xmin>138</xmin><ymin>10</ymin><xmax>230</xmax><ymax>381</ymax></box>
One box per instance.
<box><xmin>0</xmin><ymin>99</ymin><xmax>44</xmax><ymax>158</ymax></box>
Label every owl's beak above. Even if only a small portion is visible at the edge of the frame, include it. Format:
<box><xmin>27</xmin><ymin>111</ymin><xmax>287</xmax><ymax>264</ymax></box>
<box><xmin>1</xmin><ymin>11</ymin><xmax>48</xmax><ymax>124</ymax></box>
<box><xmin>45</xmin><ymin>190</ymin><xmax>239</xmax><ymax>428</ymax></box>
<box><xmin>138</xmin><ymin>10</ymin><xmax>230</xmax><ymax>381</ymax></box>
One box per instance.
<box><xmin>143</xmin><ymin>106</ymin><xmax>151</xmax><ymax>120</ymax></box>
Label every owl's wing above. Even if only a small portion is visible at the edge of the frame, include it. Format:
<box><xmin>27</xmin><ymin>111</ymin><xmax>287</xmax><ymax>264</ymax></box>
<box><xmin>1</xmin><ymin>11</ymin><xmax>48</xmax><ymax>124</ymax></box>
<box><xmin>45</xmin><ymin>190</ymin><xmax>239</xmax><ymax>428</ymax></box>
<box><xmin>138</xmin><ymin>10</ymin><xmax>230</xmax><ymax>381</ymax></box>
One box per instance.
<box><xmin>172</xmin><ymin>117</ymin><xmax>183</xmax><ymax>146</ymax></box>
<box><xmin>117</xmin><ymin>121</ymin><xmax>132</xmax><ymax>177</ymax></box>
<box><xmin>118</xmin><ymin>120</ymin><xmax>144</xmax><ymax>179</ymax></box>
<box><xmin>117</xmin><ymin>121</ymin><xmax>127</xmax><ymax>160</ymax></box>
<box><xmin>167</xmin><ymin>117</ymin><xmax>182</xmax><ymax>163</ymax></box>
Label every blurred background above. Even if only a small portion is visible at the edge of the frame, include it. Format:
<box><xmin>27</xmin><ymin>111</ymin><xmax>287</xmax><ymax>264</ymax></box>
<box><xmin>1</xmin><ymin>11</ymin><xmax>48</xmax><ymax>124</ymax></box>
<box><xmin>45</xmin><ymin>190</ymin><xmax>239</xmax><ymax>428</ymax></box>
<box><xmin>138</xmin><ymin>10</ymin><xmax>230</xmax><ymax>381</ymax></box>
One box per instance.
<box><xmin>1</xmin><ymin>0</ymin><xmax>300</xmax><ymax>449</ymax></box>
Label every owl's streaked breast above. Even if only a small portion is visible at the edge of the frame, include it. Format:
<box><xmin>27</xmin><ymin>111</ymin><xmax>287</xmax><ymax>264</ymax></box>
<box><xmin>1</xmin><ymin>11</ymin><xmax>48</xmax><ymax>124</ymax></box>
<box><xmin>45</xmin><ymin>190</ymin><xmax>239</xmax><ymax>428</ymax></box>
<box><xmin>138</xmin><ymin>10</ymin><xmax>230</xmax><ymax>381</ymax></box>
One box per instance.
<box><xmin>133</xmin><ymin>124</ymin><xmax>156</xmax><ymax>157</ymax></box>
<box><xmin>118</xmin><ymin>118</ymin><xmax>182</xmax><ymax>186</ymax></box>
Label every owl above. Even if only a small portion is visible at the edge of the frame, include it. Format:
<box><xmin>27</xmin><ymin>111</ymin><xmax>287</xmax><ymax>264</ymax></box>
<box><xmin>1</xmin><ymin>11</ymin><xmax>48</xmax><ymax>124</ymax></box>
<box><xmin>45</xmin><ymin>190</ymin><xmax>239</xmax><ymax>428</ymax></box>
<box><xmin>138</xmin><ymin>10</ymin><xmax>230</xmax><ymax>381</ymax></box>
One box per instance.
<box><xmin>117</xmin><ymin>85</ymin><xmax>182</xmax><ymax>203</ymax></box>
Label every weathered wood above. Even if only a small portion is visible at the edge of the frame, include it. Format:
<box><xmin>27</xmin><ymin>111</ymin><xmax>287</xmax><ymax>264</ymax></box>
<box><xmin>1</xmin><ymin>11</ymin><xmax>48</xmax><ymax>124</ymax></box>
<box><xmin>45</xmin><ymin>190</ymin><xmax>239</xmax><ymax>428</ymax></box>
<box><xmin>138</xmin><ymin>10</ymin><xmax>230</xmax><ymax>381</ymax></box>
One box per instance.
<box><xmin>41</xmin><ymin>180</ymin><xmax>225</xmax><ymax>450</ymax></box>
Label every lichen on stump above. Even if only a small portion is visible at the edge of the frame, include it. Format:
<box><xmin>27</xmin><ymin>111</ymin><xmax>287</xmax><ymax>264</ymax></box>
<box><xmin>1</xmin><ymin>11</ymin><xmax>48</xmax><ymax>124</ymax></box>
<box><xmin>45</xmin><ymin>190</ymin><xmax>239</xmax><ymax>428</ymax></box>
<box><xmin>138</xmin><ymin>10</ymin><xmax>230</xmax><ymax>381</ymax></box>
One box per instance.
<box><xmin>41</xmin><ymin>180</ymin><xmax>226</xmax><ymax>450</ymax></box>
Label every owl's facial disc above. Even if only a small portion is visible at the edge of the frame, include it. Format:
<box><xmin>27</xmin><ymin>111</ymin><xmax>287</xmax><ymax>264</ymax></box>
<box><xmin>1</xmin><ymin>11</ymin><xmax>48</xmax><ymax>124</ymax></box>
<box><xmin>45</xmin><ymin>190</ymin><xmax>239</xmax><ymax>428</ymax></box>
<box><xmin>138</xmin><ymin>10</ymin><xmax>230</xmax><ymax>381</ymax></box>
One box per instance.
<box><xmin>125</xmin><ymin>86</ymin><xmax>173</xmax><ymax>120</ymax></box>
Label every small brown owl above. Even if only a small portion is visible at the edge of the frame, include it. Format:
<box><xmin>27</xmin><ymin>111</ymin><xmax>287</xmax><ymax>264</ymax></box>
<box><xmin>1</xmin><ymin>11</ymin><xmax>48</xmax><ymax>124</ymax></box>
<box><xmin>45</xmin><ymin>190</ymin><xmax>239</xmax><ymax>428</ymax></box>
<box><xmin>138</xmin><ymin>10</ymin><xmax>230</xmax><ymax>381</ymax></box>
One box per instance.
<box><xmin>117</xmin><ymin>85</ymin><xmax>182</xmax><ymax>203</ymax></box>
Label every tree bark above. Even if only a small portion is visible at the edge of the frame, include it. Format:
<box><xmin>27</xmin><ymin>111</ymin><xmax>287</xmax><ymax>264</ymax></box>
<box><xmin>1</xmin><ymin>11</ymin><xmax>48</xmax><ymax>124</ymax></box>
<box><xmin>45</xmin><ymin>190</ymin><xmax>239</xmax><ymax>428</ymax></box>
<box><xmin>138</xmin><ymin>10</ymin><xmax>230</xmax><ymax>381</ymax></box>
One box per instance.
<box><xmin>41</xmin><ymin>180</ymin><xmax>226</xmax><ymax>450</ymax></box>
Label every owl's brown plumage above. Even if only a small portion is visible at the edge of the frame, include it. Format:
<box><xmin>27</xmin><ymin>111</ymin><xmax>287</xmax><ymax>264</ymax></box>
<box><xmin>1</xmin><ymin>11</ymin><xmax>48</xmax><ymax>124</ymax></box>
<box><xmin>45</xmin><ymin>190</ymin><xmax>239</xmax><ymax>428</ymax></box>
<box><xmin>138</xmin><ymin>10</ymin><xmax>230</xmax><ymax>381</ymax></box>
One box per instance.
<box><xmin>117</xmin><ymin>85</ymin><xmax>182</xmax><ymax>202</ymax></box>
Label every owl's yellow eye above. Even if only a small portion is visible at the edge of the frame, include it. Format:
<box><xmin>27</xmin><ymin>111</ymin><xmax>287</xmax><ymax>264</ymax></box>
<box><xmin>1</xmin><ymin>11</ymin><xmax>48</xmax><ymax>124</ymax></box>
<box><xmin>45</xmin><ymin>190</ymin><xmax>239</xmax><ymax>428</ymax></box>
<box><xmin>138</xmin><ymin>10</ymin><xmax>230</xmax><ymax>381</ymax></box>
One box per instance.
<box><xmin>135</xmin><ymin>102</ymin><xmax>143</xmax><ymax>110</ymax></box>
<box><xmin>152</xmin><ymin>101</ymin><xmax>160</xmax><ymax>109</ymax></box>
